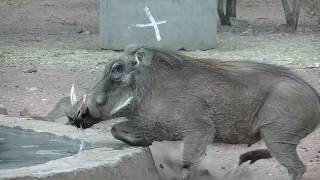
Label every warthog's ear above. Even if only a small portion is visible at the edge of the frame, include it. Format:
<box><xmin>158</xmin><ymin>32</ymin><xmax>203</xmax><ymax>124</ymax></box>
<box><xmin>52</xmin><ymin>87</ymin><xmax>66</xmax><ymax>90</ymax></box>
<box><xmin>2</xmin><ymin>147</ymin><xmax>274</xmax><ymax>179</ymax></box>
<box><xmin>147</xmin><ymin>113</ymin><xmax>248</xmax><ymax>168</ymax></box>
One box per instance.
<box><xmin>135</xmin><ymin>50</ymin><xmax>145</xmax><ymax>63</ymax></box>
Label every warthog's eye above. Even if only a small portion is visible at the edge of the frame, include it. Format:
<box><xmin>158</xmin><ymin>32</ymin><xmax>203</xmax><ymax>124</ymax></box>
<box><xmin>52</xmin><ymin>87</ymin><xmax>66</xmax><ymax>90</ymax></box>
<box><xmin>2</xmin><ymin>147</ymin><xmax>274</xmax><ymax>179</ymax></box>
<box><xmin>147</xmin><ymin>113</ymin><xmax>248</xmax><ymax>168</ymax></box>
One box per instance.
<box><xmin>111</xmin><ymin>62</ymin><xmax>125</xmax><ymax>82</ymax></box>
<box><xmin>112</xmin><ymin>63</ymin><xmax>124</xmax><ymax>73</ymax></box>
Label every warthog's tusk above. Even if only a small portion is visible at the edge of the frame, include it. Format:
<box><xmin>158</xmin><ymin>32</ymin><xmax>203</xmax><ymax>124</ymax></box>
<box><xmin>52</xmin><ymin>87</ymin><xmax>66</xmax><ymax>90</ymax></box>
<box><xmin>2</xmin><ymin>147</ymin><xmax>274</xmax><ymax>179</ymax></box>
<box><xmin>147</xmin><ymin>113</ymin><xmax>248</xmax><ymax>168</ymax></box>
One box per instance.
<box><xmin>70</xmin><ymin>83</ymin><xmax>78</xmax><ymax>105</ymax></box>
<box><xmin>77</xmin><ymin>94</ymin><xmax>88</xmax><ymax>119</ymax></box>
<box><xmin>110</xmin><ymin>96</ymin><xmax>133</xmax><ymax>115</ymax></box>
<box><xmin>79</xmin><ymin>94</ymin><xmax>88</xmax><ymax>115</ymax></box>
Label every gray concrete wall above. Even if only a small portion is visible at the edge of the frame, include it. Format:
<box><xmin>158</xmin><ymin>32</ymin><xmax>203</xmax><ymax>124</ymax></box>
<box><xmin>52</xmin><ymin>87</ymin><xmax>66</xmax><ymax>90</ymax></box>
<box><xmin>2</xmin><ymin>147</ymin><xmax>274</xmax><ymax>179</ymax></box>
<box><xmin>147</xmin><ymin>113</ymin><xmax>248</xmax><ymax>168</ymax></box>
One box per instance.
<box><xmin>100</xmin><ymin>0</ymin><xmax>217</xmax><ymax>50</ymax></box>
<box><xmin>0</xmin><ymin>115</ymin><xmax>159</xmax><ymax>180</ymax></box>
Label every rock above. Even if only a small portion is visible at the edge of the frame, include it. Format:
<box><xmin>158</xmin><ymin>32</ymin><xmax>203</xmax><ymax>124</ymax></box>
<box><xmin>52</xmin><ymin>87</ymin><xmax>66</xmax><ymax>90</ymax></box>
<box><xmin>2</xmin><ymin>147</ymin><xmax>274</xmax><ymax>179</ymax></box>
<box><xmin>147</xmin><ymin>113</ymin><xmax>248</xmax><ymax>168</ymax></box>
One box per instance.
<box><xmin>222</xmin><ymin>164</ymin><xmax>253</xmax><ymax>180</ymax></box>
<box><xmin>91</xmin><ymin>118</ymin><xmax>125</xmax><ymax>132</ymax></box>
<box><xmin>46</xmin><ymin>96</ymin><xmax>71</xmax><ymax>121</ymax></box>
<box><xmin>54</xmin><ymin>116</ymin><xmax>69</xmax><ymax>124</ymax></box>
<box><xmin>307</xmin><ymin>62</ymin><xmax>320</xmax><ymax>69</ymax></box>
<box><xmin>25</xmin><ymin>96</ymin><xmax>72</xmax><ymax>123</ymax></box>
<box><xmin>40</xmin><ymin>2</ymin><xmax>54</xmax><ymax>6</ymax></box>
<box><xmin>296</xmin><ymin>27</ymin><xmax>304</xmax><ymax>32</ymax></box>
<box><xmin>26</xmin><ymin>87</ymin><xmax>38</xmax><ymax>92</ymax></box>
<box><xmin>240</xmin><ymin>28</ymin><xmax>254</xmax><ymax>36</ymax></box>
<box><xmin>296</xmin><ymin>26</ymin><xmax>313</xmax><ymax>33</ymax></box>
<box><xmin>81</xmin><ymin>31</ymin><xmax>91</xmax><ymax>35</ymax></box>
<box><xmin>19</xmin><ymin>108</ymin><xmax>29</xmax><ymax>116</ymax></box>
<box><xmin>29</xmin><ymin>115</ymin><xmax>47</xmax><ymax>121</ymax></box>
<box><xmin>77</xmin><ymin>29</ymin><xmax>84</xmax><ymax>34</ymax></box>
<box><xmin>0</xmin><ymin>104</ymin><xmax>8</xmax><ymax>115</ymax></box>
<box><xmin>70</xmin><ymin>67</ymin><xmax>78</xmax><ymax>72</ymax></box>
<box><xmin>23</xmin><ymin>66</ymin><xmax>38</xmax><ymax>73</ymax></box>
<box><xmin>77</xmin><ymin>30</ymin><xmax>91</xmax><ymax>35</ymax></box>
<box><xmin>230</xmin><ymin>18</ymin><xmax>249</xmax><ymax>27</ymax></box>
<box><xmin>198</xmin><ymin>169</ymin><xmax>210</xmax><ymax>176</ymax></box>
<box><xmin>159</xmin><ymin>164</ymin><xmax>164</xmax><ymax>169</ymax></box>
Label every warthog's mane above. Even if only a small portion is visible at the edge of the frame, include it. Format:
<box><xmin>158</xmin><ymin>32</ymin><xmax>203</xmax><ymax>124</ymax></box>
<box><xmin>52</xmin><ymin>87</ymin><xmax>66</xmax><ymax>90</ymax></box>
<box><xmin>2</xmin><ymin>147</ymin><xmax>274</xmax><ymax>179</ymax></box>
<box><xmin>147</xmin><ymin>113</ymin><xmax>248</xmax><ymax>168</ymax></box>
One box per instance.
<box><xmin>142</xmin><ymin>47</ymin><xmax>296</xmax><ymax>80</ymax></box>
<box><xmin>134</xmin><ymin>47</ymin><xmax>319</xmax><ymax>99</ymax></box>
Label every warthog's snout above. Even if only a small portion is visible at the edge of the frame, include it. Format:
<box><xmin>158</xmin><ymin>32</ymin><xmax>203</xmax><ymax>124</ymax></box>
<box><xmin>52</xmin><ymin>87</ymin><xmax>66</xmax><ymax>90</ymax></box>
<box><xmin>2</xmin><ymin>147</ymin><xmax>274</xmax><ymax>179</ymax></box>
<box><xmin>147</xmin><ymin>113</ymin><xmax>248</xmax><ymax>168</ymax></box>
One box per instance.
<box><xmin>66</xmin><ymin>84</ymin><xmax>98</xmax><ymax>129</ymax></box>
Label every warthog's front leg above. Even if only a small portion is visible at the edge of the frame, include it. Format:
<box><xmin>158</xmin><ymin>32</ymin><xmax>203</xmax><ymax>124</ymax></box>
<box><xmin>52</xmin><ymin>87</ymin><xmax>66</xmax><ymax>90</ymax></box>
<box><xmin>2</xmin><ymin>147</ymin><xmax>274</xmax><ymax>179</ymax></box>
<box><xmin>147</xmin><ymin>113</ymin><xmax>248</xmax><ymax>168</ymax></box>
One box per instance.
<box><xmin>111</xmin><ymin>120</ymin><xmax>155</xmax><ymax>146</ymax></box>
<box><xmin>182</xmin><ymin>128</ymin><xmax>215</xmax><ymax>180</ymax></box>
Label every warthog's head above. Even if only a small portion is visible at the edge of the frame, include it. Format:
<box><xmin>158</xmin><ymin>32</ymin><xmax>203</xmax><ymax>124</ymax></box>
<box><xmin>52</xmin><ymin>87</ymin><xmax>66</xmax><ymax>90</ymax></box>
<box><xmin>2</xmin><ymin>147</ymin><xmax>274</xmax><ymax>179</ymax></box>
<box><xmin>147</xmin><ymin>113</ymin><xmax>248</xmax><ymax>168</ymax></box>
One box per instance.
<box><xmin>67</xmin><ymin>46</ymin><xmax>169</xmax><ymax>128</ymax></box>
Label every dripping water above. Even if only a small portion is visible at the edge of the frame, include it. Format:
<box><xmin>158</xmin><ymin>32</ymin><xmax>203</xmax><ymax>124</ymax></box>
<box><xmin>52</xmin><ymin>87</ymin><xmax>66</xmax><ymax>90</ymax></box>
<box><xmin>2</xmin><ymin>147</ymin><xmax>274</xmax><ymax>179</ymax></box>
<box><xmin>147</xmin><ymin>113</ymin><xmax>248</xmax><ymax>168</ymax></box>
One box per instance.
<box><xmin>77</xmin><ymin>124</ymin><xmax>85</xmax><ymax>152</ymax></box>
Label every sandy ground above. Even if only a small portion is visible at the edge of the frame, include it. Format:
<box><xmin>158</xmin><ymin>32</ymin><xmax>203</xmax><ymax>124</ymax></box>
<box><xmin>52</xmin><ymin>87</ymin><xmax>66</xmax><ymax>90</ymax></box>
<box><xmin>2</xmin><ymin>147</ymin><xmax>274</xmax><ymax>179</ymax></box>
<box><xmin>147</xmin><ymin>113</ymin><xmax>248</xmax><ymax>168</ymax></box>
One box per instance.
<box><xmin>0</xmin><ymin>0</ymin><xmax>320</xmax><ymax>179</ymax></box>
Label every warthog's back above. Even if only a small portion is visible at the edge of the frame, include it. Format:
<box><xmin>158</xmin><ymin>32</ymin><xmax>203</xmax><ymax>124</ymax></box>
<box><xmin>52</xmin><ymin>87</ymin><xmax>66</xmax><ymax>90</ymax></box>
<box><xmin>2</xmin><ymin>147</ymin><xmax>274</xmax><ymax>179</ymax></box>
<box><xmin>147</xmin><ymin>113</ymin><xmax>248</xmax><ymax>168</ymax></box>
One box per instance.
<box><xmin>140</xmin><ymin>59</ymin><xmax>320</xmax><ymax>144</ymax></box>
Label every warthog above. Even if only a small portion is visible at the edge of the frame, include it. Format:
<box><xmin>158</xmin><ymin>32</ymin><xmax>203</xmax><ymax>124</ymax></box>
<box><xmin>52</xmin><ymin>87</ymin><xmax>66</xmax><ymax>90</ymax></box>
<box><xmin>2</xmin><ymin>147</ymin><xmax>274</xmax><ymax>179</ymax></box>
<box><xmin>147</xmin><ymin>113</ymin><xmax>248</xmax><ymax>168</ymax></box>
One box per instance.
<box><xmin>67</xmin><ymin>47</ymin><xmax>320</xmax><ymax>180</ymax></box>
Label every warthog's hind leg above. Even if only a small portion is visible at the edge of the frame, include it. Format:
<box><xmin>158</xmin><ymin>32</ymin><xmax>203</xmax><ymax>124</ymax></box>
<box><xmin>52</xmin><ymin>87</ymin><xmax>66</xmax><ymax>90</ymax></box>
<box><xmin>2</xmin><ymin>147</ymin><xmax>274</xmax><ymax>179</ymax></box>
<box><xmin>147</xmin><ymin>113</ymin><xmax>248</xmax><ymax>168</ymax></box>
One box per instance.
<box><xmin>261</xmin><ymin>126</ymin><xmax>306</xmax><ymax>180</ymax></box>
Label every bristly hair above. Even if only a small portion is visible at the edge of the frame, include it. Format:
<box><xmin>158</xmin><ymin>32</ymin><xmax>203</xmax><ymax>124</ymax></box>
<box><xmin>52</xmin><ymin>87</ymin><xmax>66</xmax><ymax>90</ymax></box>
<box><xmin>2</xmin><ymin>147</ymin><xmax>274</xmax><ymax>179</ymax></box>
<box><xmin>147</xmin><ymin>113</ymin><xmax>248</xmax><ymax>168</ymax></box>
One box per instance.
<box><xmin>137</xmin><ymin>48</ymin><xmax>319</xmax><ymax>98</ymax></box>
<box><xmin>125</xmin><ymin>45</ymin><xmax>143</xmax><ymax>56</ymax></box>
<box><xmin>144</xmin><ymin>48</ymin><xmax>302</xmax><ymax>79</ymax></box>
<box><xmin>144</xmin><ymin>47</ymin><xmax>191</xmax><ymax>70</ymax></box>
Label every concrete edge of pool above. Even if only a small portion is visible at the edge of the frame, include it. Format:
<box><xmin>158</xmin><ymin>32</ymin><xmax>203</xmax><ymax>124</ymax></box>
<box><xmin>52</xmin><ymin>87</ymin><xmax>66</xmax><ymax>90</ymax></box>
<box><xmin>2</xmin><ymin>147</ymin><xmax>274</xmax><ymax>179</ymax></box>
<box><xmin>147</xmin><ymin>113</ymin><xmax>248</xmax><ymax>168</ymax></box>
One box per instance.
<box><xmin>0</xmin><ymin>114</ymin><xmax>159</xmax><ymax>180</ymax></box>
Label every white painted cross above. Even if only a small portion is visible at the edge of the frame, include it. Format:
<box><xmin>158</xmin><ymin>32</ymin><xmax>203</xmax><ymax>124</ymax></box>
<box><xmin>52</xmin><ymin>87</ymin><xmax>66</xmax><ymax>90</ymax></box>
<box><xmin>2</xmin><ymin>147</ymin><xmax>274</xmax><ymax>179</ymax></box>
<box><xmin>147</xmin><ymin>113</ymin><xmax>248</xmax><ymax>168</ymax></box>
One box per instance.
<box><xmin>129</xmin><ymin>6</ymin><xmax>167</xmax><ymax>41</ymax></box>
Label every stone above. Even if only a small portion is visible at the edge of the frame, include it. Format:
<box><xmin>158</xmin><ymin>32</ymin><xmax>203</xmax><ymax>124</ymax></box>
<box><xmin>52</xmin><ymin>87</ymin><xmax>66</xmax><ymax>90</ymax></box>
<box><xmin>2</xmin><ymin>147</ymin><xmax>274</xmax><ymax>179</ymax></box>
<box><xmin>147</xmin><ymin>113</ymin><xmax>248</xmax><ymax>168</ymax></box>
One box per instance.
<box><xmin>240</xmin><ymin>28</ymin><xmax>254</xmax><ymax>36</ymax></box>
<box><xmin>19</xmin><ymin>108</ymin><xmax>29</xmax><ymax>116</ymax></box>
<box><xmin>54</xmin><ymin>116</ymin><xmax>69</xmax><ymax>124</ymax></box>
<box><xmin>0</xmin><ymin>104</ymin><xmax>8</xmax><ymax>115</ymax></box>
<box><xmin>23</xmin><ymin>66</ymin><xmax>38</xmax><ymax>73</ymax></box>
<box><xmin>91</xmin><ymin>118</ymin><xmax>125</xmax><ymax>133</ymax></box>
<box><xmin>307</xmin><ymin>62</ymin><xmax>320</xmax><ymax>69</ymax></box>
<box><xmin>230</xmin><ymin>17</ymin><xmax>249</xmax><ymax>27</ymax></box>
<box><xmin>99</xmin><ymin>0</ymin><xmax>217</xmax><ymax>50</ymax></box>
<box><xmin>26</xmin><ymin>87</ymin><xmax>39</xmax><ymax>92</ymax></box>
<box><xmin>46</xmin><ymin>96</ymin><xmax>71</xmax><ymax>121</ymax></box>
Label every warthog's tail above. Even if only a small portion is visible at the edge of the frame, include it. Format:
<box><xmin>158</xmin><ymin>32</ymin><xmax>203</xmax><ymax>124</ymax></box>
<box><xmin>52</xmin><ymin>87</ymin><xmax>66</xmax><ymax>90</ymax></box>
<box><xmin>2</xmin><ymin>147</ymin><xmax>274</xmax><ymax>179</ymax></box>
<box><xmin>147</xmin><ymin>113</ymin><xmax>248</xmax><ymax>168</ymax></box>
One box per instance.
<box><xmin>239</xmin><ymin>149</ymin><xmax>272</xmax><ymax>165</ymax></box>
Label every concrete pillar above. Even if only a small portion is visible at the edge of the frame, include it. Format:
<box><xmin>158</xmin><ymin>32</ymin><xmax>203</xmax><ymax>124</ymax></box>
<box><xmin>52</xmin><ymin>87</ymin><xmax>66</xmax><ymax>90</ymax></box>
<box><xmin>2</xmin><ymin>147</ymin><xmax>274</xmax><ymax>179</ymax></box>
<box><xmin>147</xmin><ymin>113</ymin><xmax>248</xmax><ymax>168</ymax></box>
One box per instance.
<box><xmin>99</xmin><ymin>0</ymin><xmax>218</xmax><ymax>51</ymax></box>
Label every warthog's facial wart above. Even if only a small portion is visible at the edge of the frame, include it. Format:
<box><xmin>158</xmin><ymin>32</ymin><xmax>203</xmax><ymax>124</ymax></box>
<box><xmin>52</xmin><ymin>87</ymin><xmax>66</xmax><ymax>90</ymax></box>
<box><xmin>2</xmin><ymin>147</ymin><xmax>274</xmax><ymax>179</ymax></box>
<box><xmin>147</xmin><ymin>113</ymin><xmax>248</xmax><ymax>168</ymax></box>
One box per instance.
<box><xmin>134</xmin><ymin>54</ymin><xmax>140</xmax><ymax>66</ymax></box>
<box><xmin>110</xmin><ymin>96</ymin><xmax>133</xmax><ymax>116</ymax></box>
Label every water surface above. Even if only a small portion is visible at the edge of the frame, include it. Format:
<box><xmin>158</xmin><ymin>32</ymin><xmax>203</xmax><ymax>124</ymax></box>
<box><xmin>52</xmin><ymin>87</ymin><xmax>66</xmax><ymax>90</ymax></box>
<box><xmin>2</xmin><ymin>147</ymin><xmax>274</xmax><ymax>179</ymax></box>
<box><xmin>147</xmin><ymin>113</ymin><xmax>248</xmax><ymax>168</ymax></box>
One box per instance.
<box><xmin>0</xmin><ymin>127</ymin><xmax>80</xmax><ymax>169</ymax></box>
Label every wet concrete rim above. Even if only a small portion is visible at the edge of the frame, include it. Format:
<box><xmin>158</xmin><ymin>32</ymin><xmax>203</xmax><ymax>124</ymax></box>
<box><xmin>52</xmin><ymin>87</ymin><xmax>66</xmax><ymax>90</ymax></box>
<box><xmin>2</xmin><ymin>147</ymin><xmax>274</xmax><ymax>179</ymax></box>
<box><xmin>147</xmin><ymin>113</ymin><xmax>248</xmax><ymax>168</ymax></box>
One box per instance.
<box><xmin>0</xmin><ymin>114</ymin><xmax>149</xmax><ymax>179</ymax></box>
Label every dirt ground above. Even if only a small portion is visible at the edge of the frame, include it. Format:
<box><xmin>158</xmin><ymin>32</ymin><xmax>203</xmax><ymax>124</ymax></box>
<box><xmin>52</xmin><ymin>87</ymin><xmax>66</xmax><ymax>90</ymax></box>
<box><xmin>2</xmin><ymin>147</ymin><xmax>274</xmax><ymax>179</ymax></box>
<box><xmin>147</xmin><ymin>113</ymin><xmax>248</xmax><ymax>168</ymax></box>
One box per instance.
<box><xmin>0</xmin><ymin>0</ymin><xmax>319</xmax><ymax>180</ymax></box>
